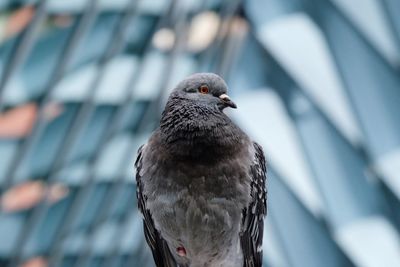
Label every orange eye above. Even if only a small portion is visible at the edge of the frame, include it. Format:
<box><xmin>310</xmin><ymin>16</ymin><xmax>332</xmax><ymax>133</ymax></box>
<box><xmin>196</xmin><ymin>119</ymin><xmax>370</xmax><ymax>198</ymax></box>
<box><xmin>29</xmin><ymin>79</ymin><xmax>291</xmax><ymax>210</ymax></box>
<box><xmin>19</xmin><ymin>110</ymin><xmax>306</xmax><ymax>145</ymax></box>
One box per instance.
<box><xmin>199</xmin><ymin>85</ymin><xmax>209</xmax><ymax>94</ymax></box>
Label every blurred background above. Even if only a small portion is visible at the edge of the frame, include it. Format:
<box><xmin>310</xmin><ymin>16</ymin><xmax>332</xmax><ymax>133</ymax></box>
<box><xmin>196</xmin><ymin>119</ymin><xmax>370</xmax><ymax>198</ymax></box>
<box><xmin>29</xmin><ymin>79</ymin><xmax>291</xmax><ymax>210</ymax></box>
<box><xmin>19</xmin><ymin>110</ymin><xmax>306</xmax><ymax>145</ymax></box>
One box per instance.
<box><xmin>0</xmin><ymin>0</ymin><xmax>399</xmax><ymax>267</ymax></box>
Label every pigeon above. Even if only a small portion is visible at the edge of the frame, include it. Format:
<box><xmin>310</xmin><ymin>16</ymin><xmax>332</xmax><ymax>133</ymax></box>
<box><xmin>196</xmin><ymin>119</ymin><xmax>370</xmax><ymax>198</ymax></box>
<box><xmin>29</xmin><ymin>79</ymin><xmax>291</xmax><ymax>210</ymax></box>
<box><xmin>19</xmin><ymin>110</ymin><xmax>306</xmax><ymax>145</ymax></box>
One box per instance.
<box><xmin>135</xmin><ymin>73</ymin><xmax>267</xmax><ymax>267</ymax></box>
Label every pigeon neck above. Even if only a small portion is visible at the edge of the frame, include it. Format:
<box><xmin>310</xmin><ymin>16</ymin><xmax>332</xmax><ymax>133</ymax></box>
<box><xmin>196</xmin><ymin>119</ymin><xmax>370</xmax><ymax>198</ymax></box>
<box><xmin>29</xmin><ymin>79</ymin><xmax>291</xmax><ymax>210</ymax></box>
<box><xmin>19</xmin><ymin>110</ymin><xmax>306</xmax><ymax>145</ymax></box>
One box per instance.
<box><xmin>159</xmin><ymin>100</ymin><xmax>244</xmax><ymax>160</ymax></box>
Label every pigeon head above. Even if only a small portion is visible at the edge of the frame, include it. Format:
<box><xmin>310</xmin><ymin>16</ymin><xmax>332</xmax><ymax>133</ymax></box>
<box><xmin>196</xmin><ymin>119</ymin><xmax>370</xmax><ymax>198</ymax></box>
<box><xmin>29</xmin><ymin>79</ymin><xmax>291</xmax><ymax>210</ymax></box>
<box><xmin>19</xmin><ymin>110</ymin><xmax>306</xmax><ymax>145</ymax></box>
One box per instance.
<box><xmin>171</xmin><ymin>73</ymin><xmax>237</xmax><ymax>110</ymax></box>
<box><xmin>159</xmin><ymin>73</ymin><xmax>245</xmax><ymax>160</ymax></box>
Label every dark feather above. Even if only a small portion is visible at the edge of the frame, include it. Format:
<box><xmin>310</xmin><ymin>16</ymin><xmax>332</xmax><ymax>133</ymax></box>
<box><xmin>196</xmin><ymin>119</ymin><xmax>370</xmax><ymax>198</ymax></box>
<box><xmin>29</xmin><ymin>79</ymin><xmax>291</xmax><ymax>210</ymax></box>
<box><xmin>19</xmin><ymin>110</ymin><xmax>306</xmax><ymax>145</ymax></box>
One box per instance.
<box><xmin>240</xmin><ymin>142</ymin><xmax>267</xmax><ymax>267</ymax></box>
<box><xmin>135</xmin><ymin>145</ymin><xmax>177</xmax><ymax>267</ymax></box>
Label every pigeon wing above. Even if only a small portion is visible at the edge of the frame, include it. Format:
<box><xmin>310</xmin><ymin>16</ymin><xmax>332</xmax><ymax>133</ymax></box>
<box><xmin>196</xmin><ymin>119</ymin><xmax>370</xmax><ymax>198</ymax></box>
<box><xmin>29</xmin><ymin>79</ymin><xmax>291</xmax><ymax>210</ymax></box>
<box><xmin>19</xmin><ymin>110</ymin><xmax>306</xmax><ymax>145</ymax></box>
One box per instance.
<box><xmin>135</xmin><ymin>145</ymin><xmax>177</xmax><ymax>267</ymax></box>
<box><xmin>240</xmin><ymin>142</ymin><xmax>267</xmax><ymax>267</ymax></box>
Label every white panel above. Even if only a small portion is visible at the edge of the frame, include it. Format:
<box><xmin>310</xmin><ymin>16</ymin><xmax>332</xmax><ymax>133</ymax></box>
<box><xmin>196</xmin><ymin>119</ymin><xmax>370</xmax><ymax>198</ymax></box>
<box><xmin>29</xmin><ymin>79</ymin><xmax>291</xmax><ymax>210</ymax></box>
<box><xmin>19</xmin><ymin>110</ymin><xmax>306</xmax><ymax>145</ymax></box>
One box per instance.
<box><xmin>3</xmin><ymin>75</ymin><xmax>29</xmax><ymax>105</ymax></box>
<box><xmin>133</xmin><ymin>51</ymin><xmax>167</xmax><ymax>100</ymax></box>
<box><xmin>62</xmin><ymin>231</ymin><xmax>85</xmax><ymax>254</ymax></box>
<box><xmin>95</xmin><ymin>134</ymin><xmax>133</xmax><ymax>180</ymax></box>
<box><xmin>95</xmin><ymin>56</ymin><xmax>138</xmax><ymax>103</ymax></box>
<box><xmin>47</xmin><ymin>0</ymin><xmax>87</xmax><ymax>12</ymax></box>
<box><xmin>335</xmin><ymin>216</ymin><xmax>400</xmax><ymax>267</ymax></box>
<box><xmin>332</xmin><ymin>0</ymin><xmax>399</xmax><ymax>65</ymax></box>
<box><xmin>257</xmin><ymin>13</ymin><xmax>362</xmax><ymax>146</ymax></box>
<box><xmin>48</xmin><ymin>0</ymin><xmax>169</xmax><ymax>14</ymax></box>
<box><xmin>52</xmin><ymin>62</ymin><xmax>97</xmax><ymax>102</ymax></box>
<box><xmin>121</xmin><ymin>213</ymin><xmax>143</xmax><ymax>253</ymax></box>
<box><xmin>52</xmin><ymin>56</ymin><xmax>139</xmax><ymax>104</ymax></box>
<box><xmin>56</xmin><ymin>162</ymin><xmax>89</xmax><ymax>185</ymax></box>
<box><xmin>92</xmin><ymin>222</ymin><xmax>117</xmax><ymax>254</ymax></box>
<box><xmin>0</xmin><ymin>214</ymin><xmax>23</xmax><ymax>254</ymax></box>
<box><xmin>374</xmin><ymin>149</ymin><xmax>400</xmax><ymax>199</ymax></box>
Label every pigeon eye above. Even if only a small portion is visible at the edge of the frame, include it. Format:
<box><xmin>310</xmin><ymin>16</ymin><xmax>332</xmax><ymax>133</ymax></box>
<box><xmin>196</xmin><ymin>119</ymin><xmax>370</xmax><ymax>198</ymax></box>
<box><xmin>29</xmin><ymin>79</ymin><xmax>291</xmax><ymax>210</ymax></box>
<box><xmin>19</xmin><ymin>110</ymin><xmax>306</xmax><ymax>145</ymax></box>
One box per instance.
<box><xmin>199</xmin><ymin>85</ymin><xmax>209</xmax><ymax>94</ymax></box>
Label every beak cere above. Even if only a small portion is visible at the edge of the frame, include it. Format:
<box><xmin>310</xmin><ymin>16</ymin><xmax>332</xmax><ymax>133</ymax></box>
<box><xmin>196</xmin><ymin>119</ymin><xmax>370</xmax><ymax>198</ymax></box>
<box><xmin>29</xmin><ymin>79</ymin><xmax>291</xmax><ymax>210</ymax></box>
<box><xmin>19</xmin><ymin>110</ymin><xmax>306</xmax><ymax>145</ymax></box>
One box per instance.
<box><xmin>219</xmin><ymin>94</ymin><xmax>237</xmax><ymax>109</ymax></box>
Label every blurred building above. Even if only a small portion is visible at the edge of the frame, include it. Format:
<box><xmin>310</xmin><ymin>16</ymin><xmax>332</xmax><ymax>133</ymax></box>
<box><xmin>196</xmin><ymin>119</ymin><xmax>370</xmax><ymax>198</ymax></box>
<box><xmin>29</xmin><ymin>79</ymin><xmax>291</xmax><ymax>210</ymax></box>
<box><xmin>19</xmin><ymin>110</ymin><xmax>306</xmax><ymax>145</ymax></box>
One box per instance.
<box><xmin>0</xmin><ymin>0</ymin><xmax>399</xmax><ymax>267</ymax></box>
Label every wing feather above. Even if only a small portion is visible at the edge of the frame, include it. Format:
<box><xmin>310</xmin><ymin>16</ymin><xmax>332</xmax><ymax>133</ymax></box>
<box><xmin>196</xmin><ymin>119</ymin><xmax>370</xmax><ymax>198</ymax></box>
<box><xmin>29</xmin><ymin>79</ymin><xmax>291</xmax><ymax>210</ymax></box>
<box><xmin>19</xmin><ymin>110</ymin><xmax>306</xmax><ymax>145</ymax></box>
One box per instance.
<box><xmin>240</xmin><ymin>142</ymin><xmax>267</xmax><ymax>267</ymax></box>
<box><xmin>135</xmin><ymin>145</ymin><xmax>177</xmax><ymax>267</ymax></box>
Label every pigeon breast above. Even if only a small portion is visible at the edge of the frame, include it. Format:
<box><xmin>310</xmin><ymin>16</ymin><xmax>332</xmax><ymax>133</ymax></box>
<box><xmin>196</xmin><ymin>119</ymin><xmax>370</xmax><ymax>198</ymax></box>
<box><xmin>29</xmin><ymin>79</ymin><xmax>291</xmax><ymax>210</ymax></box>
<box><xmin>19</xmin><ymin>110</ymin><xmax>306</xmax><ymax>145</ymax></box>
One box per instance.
<box><xmin>140</xmin><ymin>130</ymin><xmax>254</xmax><ymax>267</ymax></box>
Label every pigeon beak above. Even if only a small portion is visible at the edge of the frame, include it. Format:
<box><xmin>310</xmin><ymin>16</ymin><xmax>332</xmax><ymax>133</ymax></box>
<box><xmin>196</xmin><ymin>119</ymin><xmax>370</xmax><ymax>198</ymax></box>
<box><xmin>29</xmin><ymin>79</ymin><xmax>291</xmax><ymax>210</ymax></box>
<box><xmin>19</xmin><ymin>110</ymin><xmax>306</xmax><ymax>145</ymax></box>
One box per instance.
<box><xmin>219</xmin><ymin>94</ymin><xmax>237</xmax><ymax>109</ymax></box>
